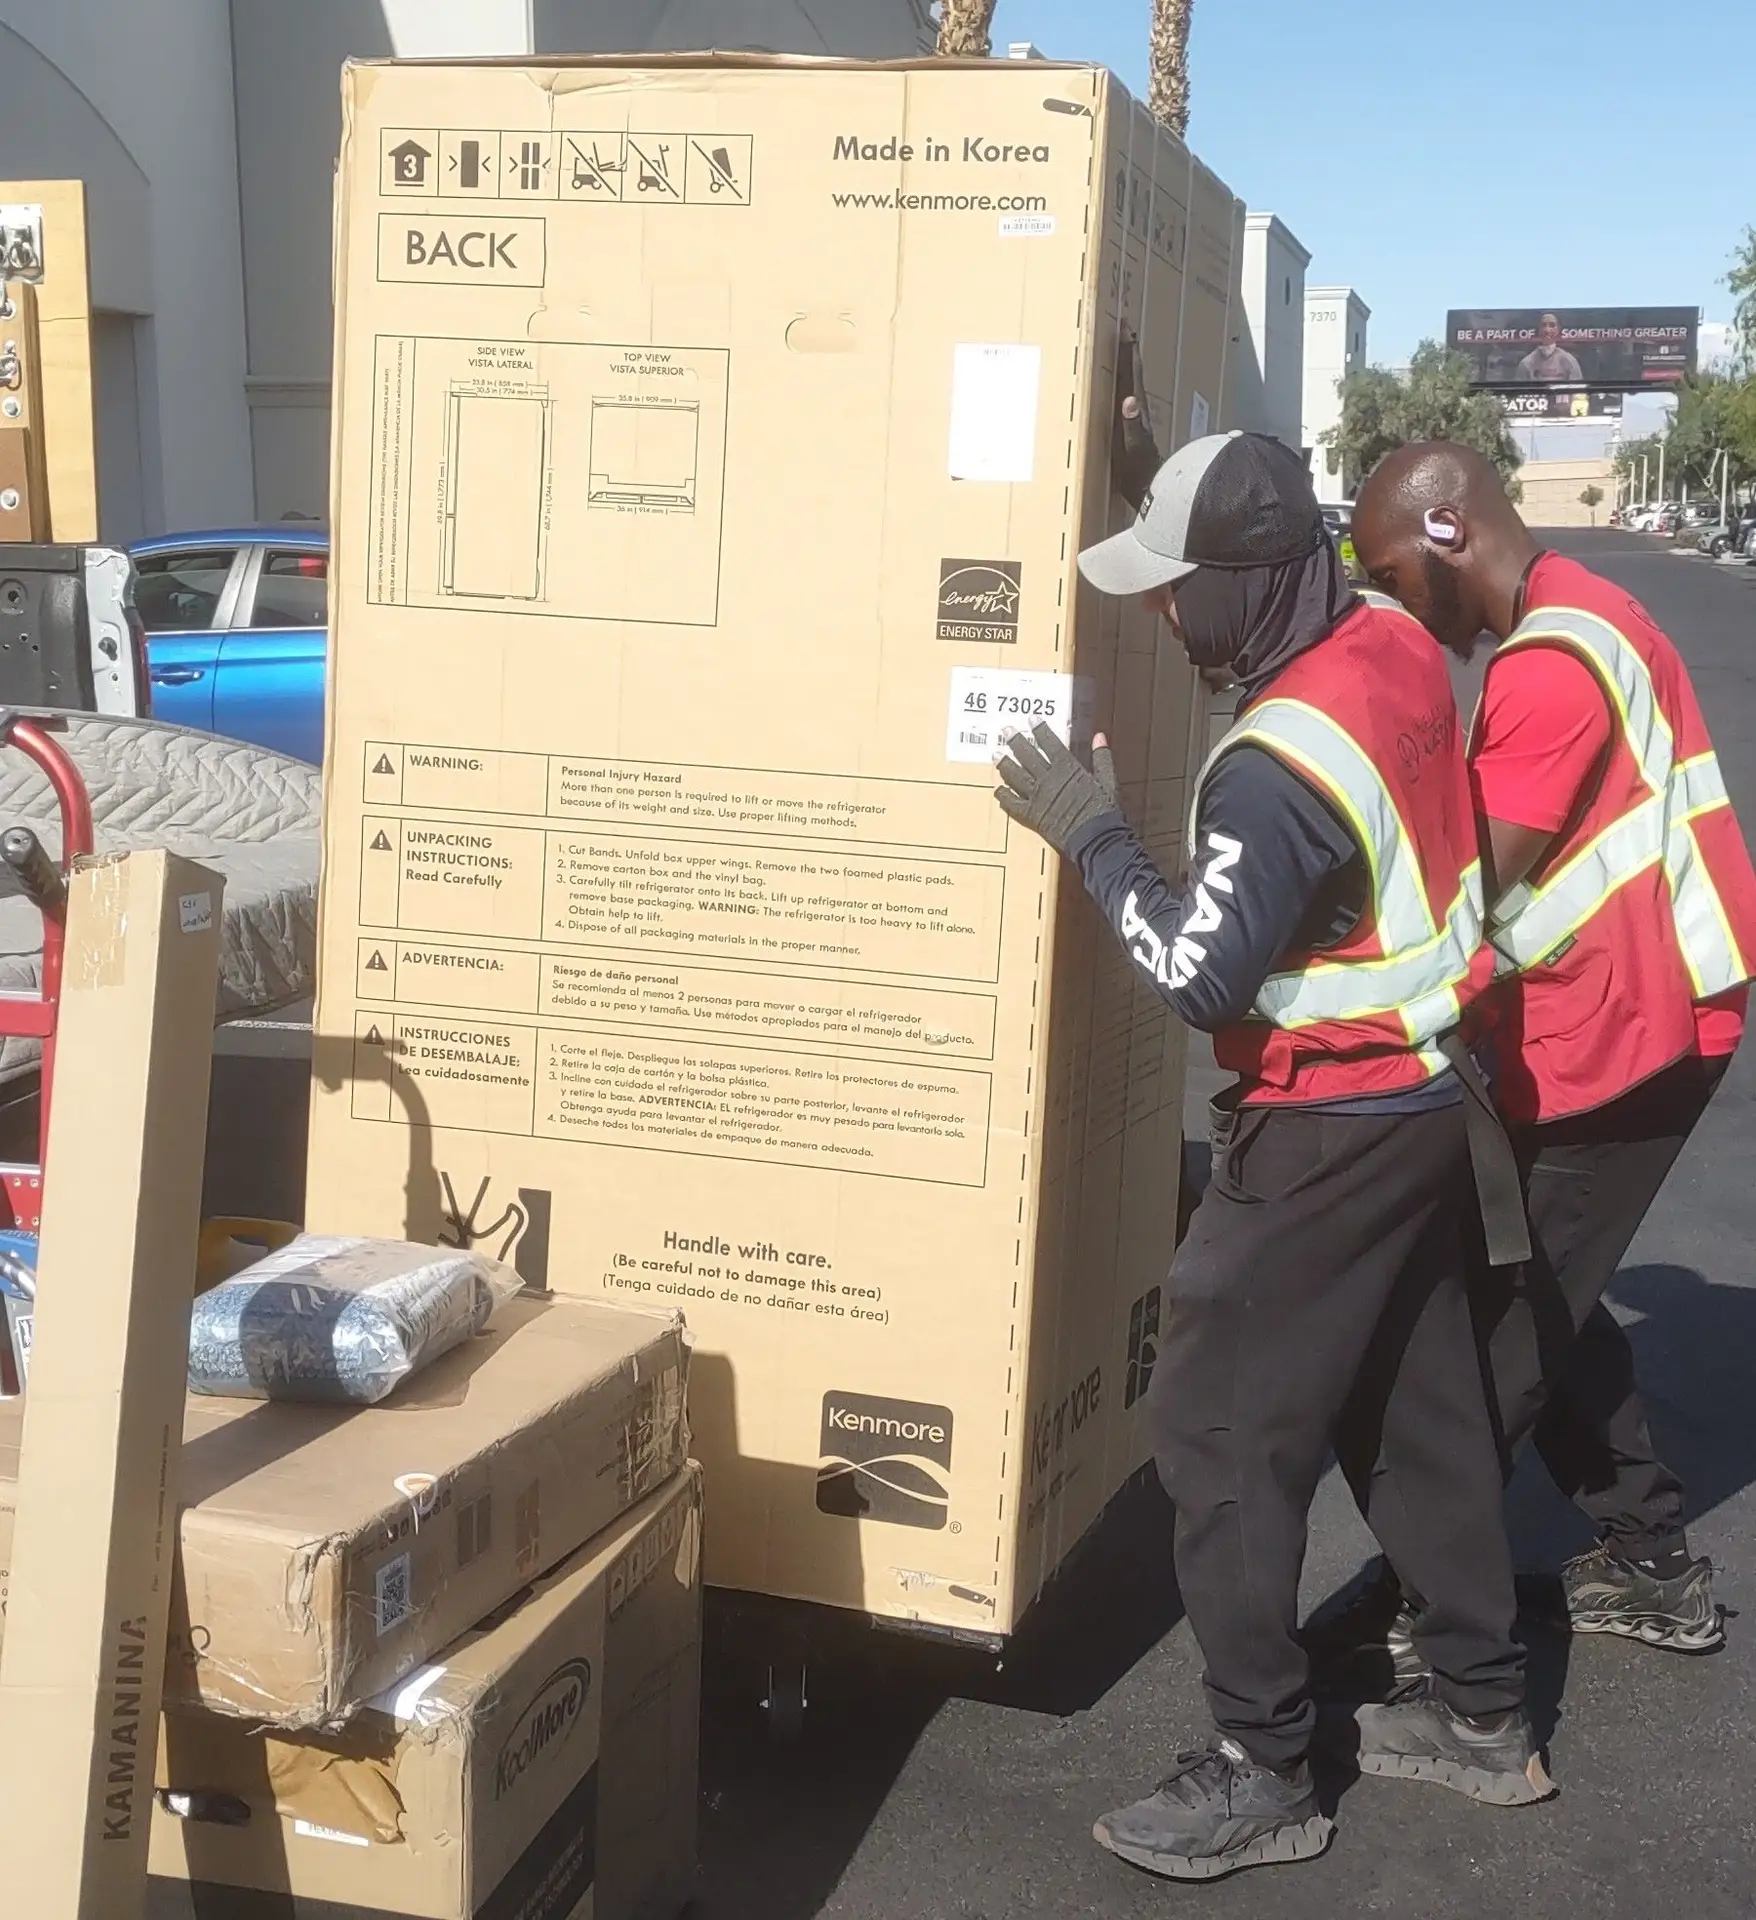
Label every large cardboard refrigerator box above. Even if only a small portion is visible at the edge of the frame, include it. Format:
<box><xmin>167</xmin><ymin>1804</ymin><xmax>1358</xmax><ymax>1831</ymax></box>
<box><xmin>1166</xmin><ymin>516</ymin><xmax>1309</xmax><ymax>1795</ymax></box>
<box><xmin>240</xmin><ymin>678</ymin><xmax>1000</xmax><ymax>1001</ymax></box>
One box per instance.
<box><xmin>308</xmin><ymin>54</ymin><xmax>1241</xmax><ymax>1636</ymax></box>
<box><xmin>0</xmin><ymin>1296</ymin><xmax>689</xmax><ymax>1727</ymax></box>
<box><xmin>146</xmin><ymin>1462</ymin><xmax>703</xmax><ymax>1920</ymax></box>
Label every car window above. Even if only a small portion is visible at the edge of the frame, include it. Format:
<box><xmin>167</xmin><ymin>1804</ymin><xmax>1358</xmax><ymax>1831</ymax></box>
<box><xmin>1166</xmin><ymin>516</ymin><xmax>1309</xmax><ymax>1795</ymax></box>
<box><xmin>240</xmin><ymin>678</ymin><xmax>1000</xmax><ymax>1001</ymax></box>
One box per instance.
<box><xmin>133</xmin><ymin>548</ymin><xmax>237</xmax><ymax>632</ymax></box>
<box><xmin>247</xmin><ymin>549</ymin><xmax>329</xmax><ymax>630</ymax></box>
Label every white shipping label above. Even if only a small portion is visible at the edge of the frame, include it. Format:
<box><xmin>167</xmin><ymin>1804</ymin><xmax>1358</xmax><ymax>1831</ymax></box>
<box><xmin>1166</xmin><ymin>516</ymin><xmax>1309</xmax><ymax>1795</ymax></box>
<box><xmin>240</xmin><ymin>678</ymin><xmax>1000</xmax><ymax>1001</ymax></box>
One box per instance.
<box><xmin>947</xmin><ymin>667</ymin><xmax>1075</xmax><ymax>766</ymax></box>
<box><xmin>375</xmin><ymin>1552</ymin><xmax>413</xmax><ymax>1635</ymax></box>
<box><xmin>179</xmin><ymin>891</ymin><xmax>213</xmax><ymax>935</ymax></box>
<box><xmin>948</xmin><ymin>343</ymin><xmax>1041</xmax><ymax>483</ymax></box>
<box><xmin>295</xmin><ymin>1820</ymin><xmax>372</xmax><ymax>1849</ymax></box>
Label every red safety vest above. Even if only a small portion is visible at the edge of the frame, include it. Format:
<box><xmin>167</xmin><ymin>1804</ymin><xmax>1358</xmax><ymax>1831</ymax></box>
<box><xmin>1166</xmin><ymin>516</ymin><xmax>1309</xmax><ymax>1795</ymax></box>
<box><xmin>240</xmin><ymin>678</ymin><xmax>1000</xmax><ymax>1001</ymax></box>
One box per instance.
<box><xmin>1475</xmin><ymin>553</ymin><xmax>1756</xmax><ymax>1123</ymax></box>
<box><xmin>1193</xmin><ymin>595</ymin><xmax>1494</xmax><ymax>1104</ymax></box>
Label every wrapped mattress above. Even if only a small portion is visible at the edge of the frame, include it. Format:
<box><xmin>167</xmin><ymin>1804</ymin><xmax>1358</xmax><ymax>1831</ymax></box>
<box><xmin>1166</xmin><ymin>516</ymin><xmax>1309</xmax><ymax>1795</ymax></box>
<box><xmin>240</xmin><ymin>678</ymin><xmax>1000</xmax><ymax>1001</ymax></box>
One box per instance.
<box><xmin>0</xmin><ymin>713</ymin><xmax>319</xmax><ymax>1086</ymax></box>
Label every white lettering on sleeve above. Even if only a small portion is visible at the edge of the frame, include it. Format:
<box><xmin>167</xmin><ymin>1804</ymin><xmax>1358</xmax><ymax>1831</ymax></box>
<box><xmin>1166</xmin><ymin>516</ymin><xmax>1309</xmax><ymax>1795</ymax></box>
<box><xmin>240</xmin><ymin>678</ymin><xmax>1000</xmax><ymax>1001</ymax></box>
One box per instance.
<box><xmin>1118</xmin><ymin>834</ymin><xmax>1247</xmax><ymax>996</ymax></box>
<box><xmin>1203</xmin><ymin>832</ymin><xmax>1243</xmax><ymax>893</ymax></box>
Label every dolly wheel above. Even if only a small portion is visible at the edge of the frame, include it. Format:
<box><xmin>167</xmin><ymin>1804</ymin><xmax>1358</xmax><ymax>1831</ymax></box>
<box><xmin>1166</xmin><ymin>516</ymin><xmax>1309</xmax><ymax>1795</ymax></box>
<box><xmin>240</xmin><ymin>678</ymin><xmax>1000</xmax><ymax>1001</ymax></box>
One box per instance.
<box><xmin>762</xmin><ymin>1662</ymin><xmax>808</xmax><ymax>1744</ymax></box>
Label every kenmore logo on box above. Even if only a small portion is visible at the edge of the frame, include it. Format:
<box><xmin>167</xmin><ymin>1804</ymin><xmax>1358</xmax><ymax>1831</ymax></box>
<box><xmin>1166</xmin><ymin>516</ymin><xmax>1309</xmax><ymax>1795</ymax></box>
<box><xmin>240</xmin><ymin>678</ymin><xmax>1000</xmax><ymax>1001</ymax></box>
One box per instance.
<box><xmin>377</xmin><ymin>213</ymin><xmax>546</xmax><ymax>287</ymax></box>
<box><xmin>817</xmin><ymin>1391</ymin><xmax>954</xmax><ymax>1530</ymax></box>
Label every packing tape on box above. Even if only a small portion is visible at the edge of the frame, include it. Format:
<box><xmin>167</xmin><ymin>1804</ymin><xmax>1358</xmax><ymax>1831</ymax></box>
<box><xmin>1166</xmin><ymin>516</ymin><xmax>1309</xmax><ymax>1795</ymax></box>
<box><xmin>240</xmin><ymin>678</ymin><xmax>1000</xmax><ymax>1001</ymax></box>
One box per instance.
<box><xmin>69</xmin><ymin>850</ymin><xmax>130</xmax><ymax>990</ymax></box>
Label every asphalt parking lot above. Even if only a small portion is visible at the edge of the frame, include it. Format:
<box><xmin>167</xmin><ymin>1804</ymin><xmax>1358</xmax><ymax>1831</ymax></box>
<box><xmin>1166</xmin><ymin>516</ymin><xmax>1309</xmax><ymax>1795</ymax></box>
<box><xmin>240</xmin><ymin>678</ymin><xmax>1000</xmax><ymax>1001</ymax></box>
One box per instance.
<box><xmin>694</xmin><ymin>532</ymin><xmax>1756</xmax><ymax>1920</ymax></box>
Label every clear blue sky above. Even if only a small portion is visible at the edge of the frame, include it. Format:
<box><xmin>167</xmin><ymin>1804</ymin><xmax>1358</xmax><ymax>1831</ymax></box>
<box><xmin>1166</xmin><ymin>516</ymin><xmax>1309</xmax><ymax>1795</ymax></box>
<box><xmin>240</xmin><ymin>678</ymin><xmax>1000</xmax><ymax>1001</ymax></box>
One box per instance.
<box><xmin>992</xmin><ymin>0</ymin><xmax>1749</xmax><ymax>369</ymax></box>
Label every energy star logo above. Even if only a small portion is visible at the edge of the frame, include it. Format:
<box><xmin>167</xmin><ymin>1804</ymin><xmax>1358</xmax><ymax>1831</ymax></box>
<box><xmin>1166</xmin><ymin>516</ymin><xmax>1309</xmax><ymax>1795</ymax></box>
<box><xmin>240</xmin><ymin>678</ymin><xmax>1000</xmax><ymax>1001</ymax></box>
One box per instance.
<box><xmin>817</xmin><ymin>1391</ymin><xmax>954</xmax><ymax>1530</ymax></box>
<box><xmin>937</xmin><ymin>559</ymin><xmax>1022</xmax><ymax>642</ymax></box>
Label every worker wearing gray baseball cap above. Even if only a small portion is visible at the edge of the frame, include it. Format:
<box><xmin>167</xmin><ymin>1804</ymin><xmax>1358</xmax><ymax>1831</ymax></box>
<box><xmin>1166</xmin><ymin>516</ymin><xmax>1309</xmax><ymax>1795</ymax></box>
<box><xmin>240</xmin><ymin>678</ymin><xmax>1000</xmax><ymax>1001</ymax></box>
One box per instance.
<box><xmin>994</xmin><ymin>430</ymin><xmax>1546</xmax><ymax>1881</ymax></box>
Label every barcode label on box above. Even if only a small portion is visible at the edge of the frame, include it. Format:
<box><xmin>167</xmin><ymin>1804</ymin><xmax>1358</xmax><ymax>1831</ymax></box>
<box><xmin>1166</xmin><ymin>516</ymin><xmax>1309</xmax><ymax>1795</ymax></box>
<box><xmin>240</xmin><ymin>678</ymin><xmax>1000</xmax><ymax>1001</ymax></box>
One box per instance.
<box><xmin>946</xmin><ymin>667</ymin><xmax>1075</xmax><ymax>765</ymax></box>
<box><xmin>375</xmin><ymin>1553</ymin><xmax>412</xmax><ymax>1635</ymax></box>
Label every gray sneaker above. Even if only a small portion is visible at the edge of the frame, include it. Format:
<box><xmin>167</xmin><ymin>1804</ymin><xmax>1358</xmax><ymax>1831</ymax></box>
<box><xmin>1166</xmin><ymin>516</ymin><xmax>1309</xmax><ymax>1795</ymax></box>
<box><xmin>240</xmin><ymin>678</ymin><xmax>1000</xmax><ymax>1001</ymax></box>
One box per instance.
<box><xmin>1563</xmin><ymin>1544</ymin><xmax>1724</xmax><ymax>1653</ymax></box>
<box><xmin>1092</xmin><ymin>1739</ymin><xmax>1334</xmax><ymax>1881</ymax></box>
<box><xmin>1353</xmin><ymin>1682</ymin><xmax>1555</xmax><ymax>1807</ymax></box>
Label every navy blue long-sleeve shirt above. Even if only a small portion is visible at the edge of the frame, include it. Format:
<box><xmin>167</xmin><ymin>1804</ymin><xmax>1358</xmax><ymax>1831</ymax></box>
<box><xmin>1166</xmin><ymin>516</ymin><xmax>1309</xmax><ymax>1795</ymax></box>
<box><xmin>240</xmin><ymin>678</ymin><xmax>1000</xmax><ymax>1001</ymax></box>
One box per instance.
<box><xmin>1065</xmin><ymin>744</ymin><xmax>1461</xmax><ymax>1110</ymax></box>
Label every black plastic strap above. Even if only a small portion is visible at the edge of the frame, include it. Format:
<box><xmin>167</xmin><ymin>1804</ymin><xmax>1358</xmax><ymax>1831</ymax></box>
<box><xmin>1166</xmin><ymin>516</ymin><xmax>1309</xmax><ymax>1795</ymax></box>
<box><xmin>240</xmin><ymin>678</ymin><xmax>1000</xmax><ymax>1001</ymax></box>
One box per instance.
<box><xmin>1439</xmin><ymin>1031</ymin><xmax>1532</xmax><ymax>1268</ymax></box>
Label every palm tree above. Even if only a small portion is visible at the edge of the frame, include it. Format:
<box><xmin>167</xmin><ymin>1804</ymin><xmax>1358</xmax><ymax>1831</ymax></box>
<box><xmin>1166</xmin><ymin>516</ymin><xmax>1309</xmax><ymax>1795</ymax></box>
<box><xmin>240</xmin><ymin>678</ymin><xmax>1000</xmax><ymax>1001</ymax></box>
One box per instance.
<box><xmin>1150</xmin><ymin>0</ymin><xmax>1194</xmax><ymax>136</ymax></box>
<box><xmin>936</xmin><ymin>0</ymin><xmax>997</xmax><ymax>56</ymax></box>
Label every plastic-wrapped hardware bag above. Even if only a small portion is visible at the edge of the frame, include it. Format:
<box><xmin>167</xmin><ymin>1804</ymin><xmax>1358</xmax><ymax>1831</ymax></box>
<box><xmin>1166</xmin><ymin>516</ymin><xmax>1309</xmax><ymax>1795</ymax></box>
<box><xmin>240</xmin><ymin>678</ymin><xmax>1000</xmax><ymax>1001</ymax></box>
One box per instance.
<box><xmin>188</xmin><ymin>1235</ymin><xmax>523</xmax><ymax>1405</ymax></box>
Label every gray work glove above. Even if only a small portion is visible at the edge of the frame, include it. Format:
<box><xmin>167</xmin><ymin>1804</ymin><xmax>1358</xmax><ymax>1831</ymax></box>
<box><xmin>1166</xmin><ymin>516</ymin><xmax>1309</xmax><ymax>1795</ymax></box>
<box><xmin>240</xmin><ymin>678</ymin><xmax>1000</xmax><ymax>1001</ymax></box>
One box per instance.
<box><xmin>993</xmin><ymin>724</ymin><xmax>1119</xmax><ymax>854</ymax></box>
<box><xmin>1113</xmin><ymin>326</ymin><xmax>1163</xmax><ymax>511</ymax></box>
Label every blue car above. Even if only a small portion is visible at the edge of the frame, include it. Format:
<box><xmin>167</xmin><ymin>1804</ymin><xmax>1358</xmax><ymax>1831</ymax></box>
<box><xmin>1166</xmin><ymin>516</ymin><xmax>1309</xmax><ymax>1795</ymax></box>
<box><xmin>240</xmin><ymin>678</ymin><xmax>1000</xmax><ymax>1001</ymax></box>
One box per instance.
<box><xmin>132</xmin><ymin>526</ymin><xmax>328</xmax><ymax>765</ymax></box>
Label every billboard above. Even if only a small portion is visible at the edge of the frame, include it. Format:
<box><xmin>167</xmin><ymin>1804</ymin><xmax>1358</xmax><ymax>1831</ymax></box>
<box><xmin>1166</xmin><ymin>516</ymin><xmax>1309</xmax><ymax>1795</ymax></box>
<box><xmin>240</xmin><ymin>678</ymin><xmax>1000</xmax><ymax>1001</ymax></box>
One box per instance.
<box><xmin>1446</xmin><ymin>307</ymin><xmax>1696</xmax><ymax>388</ymax></box>
<box><xmin>1498</xmin><ymin>389</ymin><xmax>1625</xmax><ymax>420</ymax></box>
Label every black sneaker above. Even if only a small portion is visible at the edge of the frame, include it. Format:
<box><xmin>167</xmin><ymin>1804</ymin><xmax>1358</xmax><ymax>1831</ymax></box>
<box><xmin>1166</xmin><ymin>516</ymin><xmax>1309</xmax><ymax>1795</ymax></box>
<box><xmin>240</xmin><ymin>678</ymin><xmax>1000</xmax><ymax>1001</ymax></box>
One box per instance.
<box><xmin>1092</xmin><ymin>1739</ymin><xmax>1334</xmax><ymax>1881</ymax></box>
<box><xmin>1562</xmin><ymin>1543</ymin><xmax>1724</xmax><ymax>1653</ymax></box>
<box><xmin>1302</xmin><ymin>1558</ymin><xmax>1430</xmax><ymax>1693</ymax></box>
<box><xmin>1352</xmin><ymin>1680</ymin><xmax>1554</xmax><ymax>1806</ymax></box>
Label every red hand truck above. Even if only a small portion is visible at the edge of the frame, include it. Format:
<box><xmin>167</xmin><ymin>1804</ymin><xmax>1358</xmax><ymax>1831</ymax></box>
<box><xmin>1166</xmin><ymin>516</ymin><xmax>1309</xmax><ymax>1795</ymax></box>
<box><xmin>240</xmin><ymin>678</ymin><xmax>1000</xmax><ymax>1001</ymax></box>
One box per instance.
<box><xmin>0</xmin><ymin>710</ymin><xmax>94</xmax><ymax>1394</ymax></box>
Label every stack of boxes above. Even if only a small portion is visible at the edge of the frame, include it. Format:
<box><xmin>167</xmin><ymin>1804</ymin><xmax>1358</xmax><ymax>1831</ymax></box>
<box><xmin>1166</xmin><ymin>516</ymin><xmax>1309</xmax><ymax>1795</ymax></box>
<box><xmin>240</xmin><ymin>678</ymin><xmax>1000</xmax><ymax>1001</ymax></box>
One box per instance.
<box><xmin>0</xmin><ymin>1296</ymin><xmax>701</xmax><ymax>1919</ymax></box>
<box><xmin>0</xmin><ymin>51</ymin><xmax>1245</xmax><ymax>1920</ymax></box>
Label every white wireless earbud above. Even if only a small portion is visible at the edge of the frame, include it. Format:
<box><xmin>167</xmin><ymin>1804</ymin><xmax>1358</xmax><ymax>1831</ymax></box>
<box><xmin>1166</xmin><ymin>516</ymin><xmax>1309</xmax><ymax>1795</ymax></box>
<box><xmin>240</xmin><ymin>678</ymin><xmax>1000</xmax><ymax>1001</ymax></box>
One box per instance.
<box><xmin>1424</xmin><ymin>510</ymin><xmax>1460</xmax><ymax>547</ymax></box>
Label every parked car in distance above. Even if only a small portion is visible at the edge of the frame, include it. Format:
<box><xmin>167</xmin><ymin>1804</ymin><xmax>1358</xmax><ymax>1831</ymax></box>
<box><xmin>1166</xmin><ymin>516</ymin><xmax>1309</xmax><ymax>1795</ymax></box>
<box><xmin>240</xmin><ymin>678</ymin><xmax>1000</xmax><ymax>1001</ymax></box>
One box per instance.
<box><xmin>132</xmin><ymin>526</ymin><xmax>327</xmax><ymax>764</ymax></box>
<box><xmin>1694</xmin><ymin>519</ymin><xmax>1740</xmax><ymax>558</ymax></box>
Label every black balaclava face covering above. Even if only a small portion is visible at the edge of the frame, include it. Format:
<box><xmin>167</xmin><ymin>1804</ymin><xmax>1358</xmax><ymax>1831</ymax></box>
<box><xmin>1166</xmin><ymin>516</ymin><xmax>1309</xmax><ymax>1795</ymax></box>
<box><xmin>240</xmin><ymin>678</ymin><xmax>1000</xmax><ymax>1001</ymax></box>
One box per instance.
<box><xmin>1170</xmin><ymin>536</ymin><xmax>1359</xmax><ymax>699</ymax></box>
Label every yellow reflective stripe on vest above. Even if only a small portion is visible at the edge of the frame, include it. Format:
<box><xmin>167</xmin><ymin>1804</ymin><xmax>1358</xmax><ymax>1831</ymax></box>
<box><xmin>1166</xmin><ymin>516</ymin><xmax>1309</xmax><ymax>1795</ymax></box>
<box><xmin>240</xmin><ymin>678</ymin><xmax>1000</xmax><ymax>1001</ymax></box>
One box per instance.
<box><xmin>1671</xmin><ymin>751</ymin><xmax>1728</xmax><ymax>820</ymax></box>
<box><xmin>1490</xmin><ymin>792</ymin><xmax>1667</xmax><ymax>969</ymax></box>
<box><xmin>1192</xmin><ymin>698</ymin><xmax>1483</xmax><ymax>1034</ymax></box>
<box><xmin>1665</xmin><ymin>755</ymin><xmax>1748</xmax><ymax>995</ymax></box>
<box><xmin>1499</xmin><ymin>605</ymin><xmax>1674</xmax><ymax>795</ymax></box>
<box><xmin>1487</xmin><ymin>614</ymin><xmax>1749</xmax><ymax>991</ymax></box>
<box><xmin>1261</xmin><ymin>873</ymin><xmax>1480</xmax><ymax>1036</ymax></box>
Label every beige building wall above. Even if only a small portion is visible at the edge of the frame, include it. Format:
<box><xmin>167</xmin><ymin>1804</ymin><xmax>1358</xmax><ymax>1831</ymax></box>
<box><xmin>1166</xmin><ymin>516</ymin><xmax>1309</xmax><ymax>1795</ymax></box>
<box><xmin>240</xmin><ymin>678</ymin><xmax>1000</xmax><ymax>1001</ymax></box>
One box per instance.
<box><xmin>1519</xmin><ymin>455</ymin><xmax>1617</xmax><ymax>528</ymax></box>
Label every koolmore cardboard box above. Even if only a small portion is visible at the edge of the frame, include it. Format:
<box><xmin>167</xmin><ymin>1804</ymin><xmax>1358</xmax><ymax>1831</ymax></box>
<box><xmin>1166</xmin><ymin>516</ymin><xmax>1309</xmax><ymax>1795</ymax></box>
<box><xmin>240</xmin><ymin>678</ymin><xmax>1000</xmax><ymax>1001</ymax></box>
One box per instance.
<box><xmin>0</xmin><ymin>1296</ymin><xmax>689</xmax><ymax>1728</ymax></box>
<box><xmin>147</xmin><ymin>1463</ymin><xmax>703</xmax><ymax>1920</ymax></box>
<box><xmin>309</xmin><ymin>55</ymin><xmax>1242</xmax><ymax>1636</ymax></box>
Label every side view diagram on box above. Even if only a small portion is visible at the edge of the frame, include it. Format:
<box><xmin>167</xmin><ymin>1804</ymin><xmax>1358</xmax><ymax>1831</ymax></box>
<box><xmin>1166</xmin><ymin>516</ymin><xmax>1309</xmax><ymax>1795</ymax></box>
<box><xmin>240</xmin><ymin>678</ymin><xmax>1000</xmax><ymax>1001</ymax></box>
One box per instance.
<box><xmin>369</xmin><ymin>335</ymin><xmax>730</xmax><ymax>626</ymax></box>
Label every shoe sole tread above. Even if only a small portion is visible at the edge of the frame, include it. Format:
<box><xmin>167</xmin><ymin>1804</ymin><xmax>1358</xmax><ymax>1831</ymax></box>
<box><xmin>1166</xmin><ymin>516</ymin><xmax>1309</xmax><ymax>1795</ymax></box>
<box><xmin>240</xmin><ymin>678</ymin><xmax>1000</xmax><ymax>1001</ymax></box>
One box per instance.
<box><xmin>1570</xmin><ymin>1611</ymin><xmax>1724</xmax><ymax>1652</ymax></box>
<box><xmin>1093</xmin><ymin>1813</ymin><xmax>1335</xmax><ymax>1880</ymax></box>
<box><xmin>1356</xmin><ymin>1748</ymin><xmax>1555</xmax><ymax>1806</ymax></box>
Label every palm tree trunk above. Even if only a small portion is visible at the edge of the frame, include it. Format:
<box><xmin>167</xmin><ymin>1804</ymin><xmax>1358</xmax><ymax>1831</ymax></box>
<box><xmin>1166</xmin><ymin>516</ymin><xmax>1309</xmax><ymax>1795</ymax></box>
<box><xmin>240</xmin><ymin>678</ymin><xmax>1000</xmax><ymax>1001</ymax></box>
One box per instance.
<box><xmin>1149</xmin><ymin>0</ymin><xmax>1194</xmax><ymax>138</ymax></box>
<box><xmin>937</xmin><ymin>0</ymin><xmax>998</xmax><ymax>57</ymax></box>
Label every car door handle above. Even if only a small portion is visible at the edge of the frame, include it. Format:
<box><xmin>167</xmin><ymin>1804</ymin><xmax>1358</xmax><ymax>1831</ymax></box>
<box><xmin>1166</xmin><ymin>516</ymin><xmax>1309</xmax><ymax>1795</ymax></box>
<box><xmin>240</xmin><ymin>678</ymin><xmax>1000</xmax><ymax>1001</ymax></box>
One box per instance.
<box><xmin>151</xmin><ymin>668</ymin><xmax>206</xmax><ymax>685</ymax></box>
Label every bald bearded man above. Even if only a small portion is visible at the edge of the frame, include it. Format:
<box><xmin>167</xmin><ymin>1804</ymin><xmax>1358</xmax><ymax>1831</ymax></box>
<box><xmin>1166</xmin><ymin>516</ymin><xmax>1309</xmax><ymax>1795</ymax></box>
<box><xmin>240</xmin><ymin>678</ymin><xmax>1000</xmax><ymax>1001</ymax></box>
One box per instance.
<box><xmin>1340</xmin><ymin>443</ymin><xmax>1756</xmax><ymax>1658</ymax></box>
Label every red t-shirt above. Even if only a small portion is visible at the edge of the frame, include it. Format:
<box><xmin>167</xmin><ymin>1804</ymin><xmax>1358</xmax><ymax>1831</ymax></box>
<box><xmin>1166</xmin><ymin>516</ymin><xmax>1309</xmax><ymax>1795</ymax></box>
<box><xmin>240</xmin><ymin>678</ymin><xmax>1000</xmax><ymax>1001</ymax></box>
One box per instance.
<box><xmin>1471</xmin><ymin>644</ymin><xmax>1747</xmax><ymax>1057</ymax></box>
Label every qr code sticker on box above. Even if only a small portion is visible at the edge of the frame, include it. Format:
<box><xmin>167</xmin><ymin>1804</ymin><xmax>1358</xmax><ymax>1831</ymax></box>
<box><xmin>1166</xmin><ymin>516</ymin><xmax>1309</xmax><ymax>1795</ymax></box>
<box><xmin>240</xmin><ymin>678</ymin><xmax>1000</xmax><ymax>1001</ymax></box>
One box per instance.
<box><xmin>375</xmin><ymin>1553</ymin><xmax>412</xmax><ymax>1636</ymax></box>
